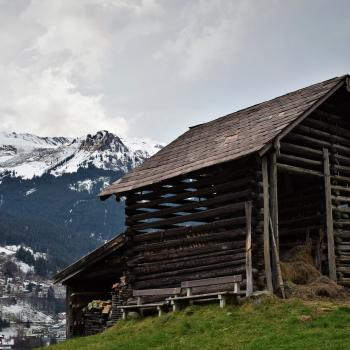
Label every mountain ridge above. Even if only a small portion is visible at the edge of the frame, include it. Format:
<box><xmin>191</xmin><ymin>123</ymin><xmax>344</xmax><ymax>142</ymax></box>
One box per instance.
<box><xmin>0</xmin><ymin>130</ymin><xmax>162</xmax><ymax>274</ymax></box>
<box><xmin>0</xmin><ymin>130</ymin><xmax>162</xmax><ymax>180</ymax></box>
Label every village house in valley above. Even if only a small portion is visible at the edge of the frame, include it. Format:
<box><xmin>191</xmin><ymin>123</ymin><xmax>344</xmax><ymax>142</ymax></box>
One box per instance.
<box><xmin>55</xmin><ymin>75</ymin><xmax>350</xmax><ymax>337</ymax></box>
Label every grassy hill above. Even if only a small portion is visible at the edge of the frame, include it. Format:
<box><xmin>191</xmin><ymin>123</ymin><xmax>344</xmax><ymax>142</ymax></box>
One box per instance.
<box><xmin>49</xmin><ymin>297</ymin><xmax>350</xmax><ymax>350</ymax></box>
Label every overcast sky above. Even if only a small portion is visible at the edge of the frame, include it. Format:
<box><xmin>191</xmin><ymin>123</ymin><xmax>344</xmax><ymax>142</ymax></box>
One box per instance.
<box><xmin>0</xmin><ymin>0</ymin><xmax>350</xmax><ymax>143</ymax></box>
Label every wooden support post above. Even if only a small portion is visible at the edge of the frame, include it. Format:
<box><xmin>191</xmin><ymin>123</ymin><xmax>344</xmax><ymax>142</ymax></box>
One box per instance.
<box><xmin>262</xmin><ymin>157</ymin><xmax>273</xmax><ymax>292</ymax></box>
<box><xmin>157</xmin><ymin>306</ymin><xmax>163</xmax><ymax>317</ymax></box>
<box><xmin>122</xmin><ymin>308</ymin><xmax>127</xmax><ymax>320</ymax></box>
<box><xmin>234</xmin><ymin>282</ymin><xmax>240</xmax><ymax>294</ymax></box>
<box><xmin>323</xmin><ymin>148</ymin><xmax>337</xmax><ymax>281</ymax></box>
<box><xmin>171</xmin><ymin>300</ymin><xmax>180</xmax><ymax>312</ymax></box>
<box><xmin>219</xmin><ymin>294</ymin><xmax>226</xmax><ymax>308</ymax></box>
<box><xmin>270</xmin><ymin>152</ymin><xmax>279</xmax><ymax>290</ymax></box>
<box><xmin>269</xmin><ymin>218</ymin><xmax>286</xmax><ymax>299</ymax></box>
<box><xmin>270</xmin><ymin>152</ymin><xmax>279</xmax><ymax>251</ymax></box>
<box><xmin>65</xmin><ymin>286</ymin><xmax>73</xmax><ymax>339</ymax></box>
<box><xmin>245</xmin><ymin>201</ymin><xmax>253</xmax><ymax>297</ymax></box>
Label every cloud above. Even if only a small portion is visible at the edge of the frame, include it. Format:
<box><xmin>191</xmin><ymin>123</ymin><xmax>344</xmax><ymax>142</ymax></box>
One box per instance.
<box><xmin>153</xmin><ymin>0</ymin><xmax>253</xmax><ymax>81</ymax></box>
<box><xmin>0</xmin><ymin>65</ymin><xmax>129</xmax><ymax>137</ymax></box>
<box><xmin>0</xmin><ymin>0</ymin><xmax>350</xmax><ymax>142</ymax></box>
<box><xmin>0</xmin><ymin>0</ymin><xmax>129</xmax><ymax>137</ymax></box>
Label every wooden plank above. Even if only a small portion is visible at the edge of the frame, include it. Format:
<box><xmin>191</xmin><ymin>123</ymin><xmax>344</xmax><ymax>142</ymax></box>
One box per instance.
<box><xmin>280</xmin><ymin>142</ymin><xmax>322</xmax><ymax>158</ymax></box>
<box><xmin>134</xmin><ymin>266</ymin><xmax>247</xmax><ymax>289</ymax></box>
<box><xmin>270</xmin><ymin>153</ymin><xmax>279</xmax><ymax>250</ymax></box>
<box><xmin>137</xmin><ymin>260</ymin><xmax>246</xmax><ymax>281</ymax></box>
<box><xmin>245</xmin><ymin>201</ymin><xmax>253</xmax><ymax>297</ymax></box>
<box><xmin>269</xmin><ymin>218</ymin><xmax>285</xmax><ymax>298</ymax></box>
<box><xmin>334</xmin><ymin>220</ymin><xmax>350</xmax><ymax>227</ymax></box>
<box><xmin>133</xmin><ymin>202</ymin><xmax>246</xmax><ymax>230</ymax></box>
<box><xmin>277</xmin><ymin>153</ymin><xmax>322</xmax><ymax>167</ymax></box>
<box><xmin>132</xmin><ymin>252</ymin><xmax>246</xmax><ymax>275</ymax></box>
<box><xmin>305</xmin><ymin>114</ymin><xmax>350</xmax><ymax>139</ymax></box>
<box><xmin>331</xmin><ymin>185</ymin><xmax>350</xmax><ymax>194</ymax></box>
<box><xmin>333</xmin><ymin>153</ymin><xmax>350</xmax><ymax>167</ymax></box>
<box><xmin>181</xmin><ymin>275</ymin><xmax>242</xmax><ymax>288</ymax></box>
<box><xmin>131</xmin><ymin>244</ymin><xmax>245</xmax><ymax>266</ymax></box>
<box><xmin>332</xmin><ymin>174</ymin><xmax>350</xmax><ymax>183</ymax></box>
<box><xmin>120</xmin><ymin>303</ymin><xmax>165</xmax><ymax>309</ymax></box>
<box><xmin>295</xmin><ymin>124</ymin><xmax>350</xmax><ymax>148</ymax></box>
<box><xmin>170</xmin><ymin>291</ymin><xmax>238</xmax><ymax>301</ymax></box>
<box><xmin>129</xmin><ymin>190</ymin><xmax>253</xmax><ymax>222</ymax></box>
<box><xmin>127</xmin><ymin>177</ymin><xmax>254</xmax><ymax>210</ymax></box>
<box><xmin>333</xmin><ymin>207</ymin><xmax>350</xmax><ymax>214</ymax></box>
<box><xmin>262</xmin><ymin>156</ymin><xmax>273</xmax><ymax>292</ymax></box>
<box><xmin>126</xmin><ymin>166</ymin><xmax>252</xmax><ymax>201</ymax></box>
<box><xmin>286</xmin><ymin>131</ymin><xmax>350</xmax><ymax>157</ymax></box>
<box><xmin>334</xmin><ymin>163</ymin><xmax>350</xmax><ymax>175</ymax></box>
<box><xmin>133</xmin><ymin>217</ymin><xmax>247</xmax><ymax>243</ymax></box>
<box><xmin>323</xmin><ymin>148</ymin><xmax>337</xmax><ymax>281</ymax></box>
<box><xmin>277</xmin><ymin>163</ymin><xmax>323</xmax><ymax>177</ymax></box>
<box><xmin>270</xmin><ymin>152</ymin><xmax>279</xmax><ymax>291</ymax></box>
<box><xmin>133</xmin><ymin>288</ymin><xmax>181</xmax><ymax>297</ymax></box>
<box><xmin>133</xmin><ymin>231</ymin><xmax>246</xmax><ymax>253</ymax></box>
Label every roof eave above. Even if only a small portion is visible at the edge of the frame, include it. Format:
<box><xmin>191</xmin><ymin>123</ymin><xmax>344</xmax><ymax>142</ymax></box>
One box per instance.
<box><xmin>53</xmin><ymin>234</ymin><xmax>126</xmax><ymax>284</ymax></box>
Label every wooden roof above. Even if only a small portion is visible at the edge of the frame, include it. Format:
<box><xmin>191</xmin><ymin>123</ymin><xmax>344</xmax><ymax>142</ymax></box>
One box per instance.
<box><xmin>54</xmin><ymin>234</ymin><xmax>126</xmax><ymax>284</ymax></box>
<box><xmin>100</xmin><ymin>75</ymin><xmax>348</xmax><ymax>198</ymax></box>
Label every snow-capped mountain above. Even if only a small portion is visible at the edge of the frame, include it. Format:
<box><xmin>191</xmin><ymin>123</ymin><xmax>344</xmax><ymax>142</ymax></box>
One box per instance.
<box><xmin>0</xmin><ymin>130</ymin><xmax>162</xmax><ymax>180</ymax></box>
<box><xmin>0</xmin><ymin>130</ymin><xmax>162</xmax><ymax>274</ymax></box>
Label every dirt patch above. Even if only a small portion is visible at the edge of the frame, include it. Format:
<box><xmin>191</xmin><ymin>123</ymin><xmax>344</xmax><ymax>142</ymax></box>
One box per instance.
<box><xmin>280</xmin><ymin>245</ymin><xmax>346</xmax><ymax>299</ymax></box>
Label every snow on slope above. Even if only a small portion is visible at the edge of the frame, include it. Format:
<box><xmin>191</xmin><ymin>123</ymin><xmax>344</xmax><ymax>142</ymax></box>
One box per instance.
<box><xmin>0</xmin><ymin>130</ymin><xmax>162</xmax><ymax>180</ymax></box>
<box><xmin>2</xmin><ymin>300</ymin><xmax>54</xmax><ymax>323</ymax></box>
<box><xmin>0</xmin><ymin>132</ymin><xmax>70</xmax><ymax>150</ymax></box>
<box><xmin>0</xmin><ymin>246</ymin><xmax>16</xmax><ymax>255</ymax></box>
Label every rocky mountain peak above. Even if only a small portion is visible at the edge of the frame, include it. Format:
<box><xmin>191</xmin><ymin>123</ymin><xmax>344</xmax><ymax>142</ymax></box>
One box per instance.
<box><xmin>80</xmin><ymin>130</ymin><xmax>126</xmax><ymax>153</ymax></box>
<box><xmin>0</xmin><ymin>130</ymin><xmax>162</xmax><ymax>180</ymax></box>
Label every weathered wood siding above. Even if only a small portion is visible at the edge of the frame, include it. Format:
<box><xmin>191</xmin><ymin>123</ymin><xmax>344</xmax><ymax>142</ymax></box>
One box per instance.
<box><xmin>277</xmin><ymin>87</ymin><xmax>350</xmax><ymax>284</ymax></box>
<box><xmin>124</xmin><ymin>157</ymin><xmax>260</xmax><ymax>292</ymax></box>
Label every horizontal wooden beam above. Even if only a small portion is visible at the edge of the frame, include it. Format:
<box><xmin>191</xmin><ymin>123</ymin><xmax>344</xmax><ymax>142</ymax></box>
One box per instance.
<box><xmin>134</xmin><ymin>231</ymin><xmax>246</xmax><ymax>252</ymax></box>
<box><xmin>277</xmin><ymin>163</ymin><xmax>323</xmax><ymax>177</ymax></box>
<box><xmin>128</xmin><ymin>190</ymin><xmax>253</xmax><ymax>222</ymax></box>
<box><xmin>133</xmin><ymin>217</ymin><xmax>246</xmax><ymax>243</ymax></box>
<box><xmin>127</xmin><ymin>177</ymin><xmax>255</xmax><ymax>210</ymax></box>
<box><xmin>133</xmin><ymin>202</ymin><xmax>246</xmax><ymax>230</ymax></box>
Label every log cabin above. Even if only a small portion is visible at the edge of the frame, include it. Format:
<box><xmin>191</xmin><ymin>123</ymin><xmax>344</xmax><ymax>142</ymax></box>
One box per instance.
<box><xmin>55</xmin><ymin>74</ymin><xmax>350</xmax><ymax>337</ymax></box>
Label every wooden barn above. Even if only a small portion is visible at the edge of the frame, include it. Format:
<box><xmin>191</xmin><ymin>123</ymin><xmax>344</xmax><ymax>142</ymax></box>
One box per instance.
<box><xmin>55</xmin><ymin>75</ymin><xmax>350</xmax><ymax>337</ymax></box>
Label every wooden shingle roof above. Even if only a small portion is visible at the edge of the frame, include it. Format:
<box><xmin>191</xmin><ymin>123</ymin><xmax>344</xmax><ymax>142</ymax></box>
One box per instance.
<box><xmin>100</xmin><ymin>75</ymin><xmax>348</xmax><ymax>198</ymax></box>
<box><xmin>54</xmin><ymin>234</ymin><xmax>126</xmax><ymax>284</ymax></box>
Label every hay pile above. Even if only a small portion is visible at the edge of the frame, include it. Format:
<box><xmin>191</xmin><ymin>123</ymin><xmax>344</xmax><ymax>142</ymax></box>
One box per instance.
<box><xmin>280</xmin><ymin>245</ymin><xmax>346</xmax><ymax>299</ymax></box>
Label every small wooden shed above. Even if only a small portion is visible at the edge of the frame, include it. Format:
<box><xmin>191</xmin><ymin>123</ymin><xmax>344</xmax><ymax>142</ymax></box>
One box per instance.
<box><xmin>55</xmin><ymin>75</ymin><xmax>350</xmax><ymax>337</ymax></box>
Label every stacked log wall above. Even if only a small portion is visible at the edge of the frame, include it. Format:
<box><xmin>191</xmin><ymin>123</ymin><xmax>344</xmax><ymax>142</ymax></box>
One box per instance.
<box><xmin>124</xmin><ymin>158</ymin><xmax>261</xmax><ymax>293</ymax></box>
<box><xmin>277</xmin><ymin>89</ymin><xmax>350</xmax><ymax>283</ymax></box>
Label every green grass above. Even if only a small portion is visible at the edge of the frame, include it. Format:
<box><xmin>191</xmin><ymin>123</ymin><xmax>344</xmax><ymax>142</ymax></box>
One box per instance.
<box><xmin>49</xmin><ymin>298</ymin><xmax>350</xmax><ymax>350</ymax></box>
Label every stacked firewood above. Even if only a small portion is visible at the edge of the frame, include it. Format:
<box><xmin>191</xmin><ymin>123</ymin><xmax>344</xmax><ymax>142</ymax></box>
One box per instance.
<box><xmin>83</xmin><ymin>300</ymin><xmax>112</xmax><ymax>336</ymax></box>
<box><xmin>107</xmin><ymin>278</ymin><xmax>130</xmax><ymax>327</ymax></box>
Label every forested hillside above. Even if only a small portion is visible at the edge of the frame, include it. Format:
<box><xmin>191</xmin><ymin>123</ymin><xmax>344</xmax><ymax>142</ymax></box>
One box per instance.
<box><xmin>0</xmin><ymin>131</ymin><xmax>161</xmax><ymax>274</ymax></box>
